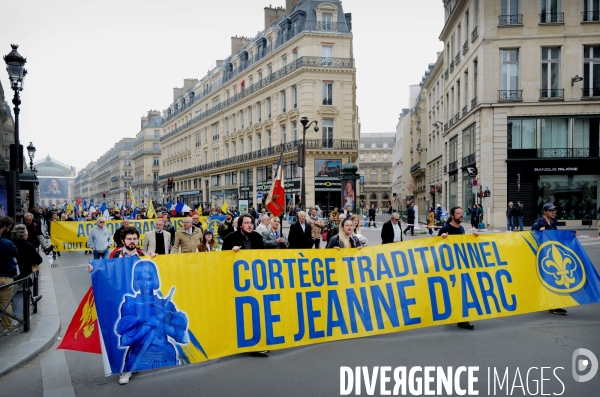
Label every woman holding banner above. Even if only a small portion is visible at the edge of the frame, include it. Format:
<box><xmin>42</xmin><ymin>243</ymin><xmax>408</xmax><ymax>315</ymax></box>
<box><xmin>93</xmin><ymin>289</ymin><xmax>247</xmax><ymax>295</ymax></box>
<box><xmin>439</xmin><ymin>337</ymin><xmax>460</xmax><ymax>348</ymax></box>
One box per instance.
<box><xmin>327</xmin><ymin>218</ymin><xmax>363</xmax><ymax>250</ymax></box>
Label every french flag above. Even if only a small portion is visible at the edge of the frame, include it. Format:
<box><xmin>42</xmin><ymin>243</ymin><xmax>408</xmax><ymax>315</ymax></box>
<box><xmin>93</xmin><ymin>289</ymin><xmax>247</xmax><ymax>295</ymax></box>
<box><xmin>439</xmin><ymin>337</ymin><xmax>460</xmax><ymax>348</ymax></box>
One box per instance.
<box><xmin>265</xmin><ymin>153</ymin><xmax>285</xmax><ymax>217</ymax></box>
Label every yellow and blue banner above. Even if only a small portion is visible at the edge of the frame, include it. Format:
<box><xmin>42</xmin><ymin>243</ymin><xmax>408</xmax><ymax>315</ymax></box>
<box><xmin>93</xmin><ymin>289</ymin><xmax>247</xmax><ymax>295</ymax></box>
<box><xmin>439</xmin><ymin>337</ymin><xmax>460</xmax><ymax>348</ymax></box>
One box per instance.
<box><xmin>51</xmin><ymin>216</ymin><xmax>226</xmax><ymax>252</ymax></box>
<box><xmin>89</xmin><ymin>231</ymin><xmax>600</xmax><ymax>376</ymax></box>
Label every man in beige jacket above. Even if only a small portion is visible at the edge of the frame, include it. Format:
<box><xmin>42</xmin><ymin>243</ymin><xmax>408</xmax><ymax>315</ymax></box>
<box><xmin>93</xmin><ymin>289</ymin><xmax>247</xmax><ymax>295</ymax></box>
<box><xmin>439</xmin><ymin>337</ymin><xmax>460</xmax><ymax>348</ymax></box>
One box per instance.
<box><xmin>307</xmin><ymin>208</ymin><xmax>326</xmax><ymax>248</ymax></box>
<box><xmin>143</xmin><ymin>218</ymin><xmax>171</xmax><ymax>255</ymax></box>
<box><xmin>173</xmin><ymin>217</ymin><xmax>203</xmax><ymax>253</ymax></box>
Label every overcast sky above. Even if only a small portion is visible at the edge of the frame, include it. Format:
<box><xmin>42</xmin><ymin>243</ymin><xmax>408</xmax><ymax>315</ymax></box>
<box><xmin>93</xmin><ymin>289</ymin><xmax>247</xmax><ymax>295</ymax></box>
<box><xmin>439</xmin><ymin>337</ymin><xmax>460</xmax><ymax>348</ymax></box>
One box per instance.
<box><xmin>1</xmin><ymin>0</ymin><xmax>444</xmax><ymax>173</ymax></box>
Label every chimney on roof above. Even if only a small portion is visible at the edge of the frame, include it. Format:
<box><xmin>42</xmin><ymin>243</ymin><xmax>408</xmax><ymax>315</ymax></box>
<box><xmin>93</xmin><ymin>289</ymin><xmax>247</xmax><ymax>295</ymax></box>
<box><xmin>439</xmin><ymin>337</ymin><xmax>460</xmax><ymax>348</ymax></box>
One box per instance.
<box><xmin>231</xmin><ymin>36</ymin><xmax>250</xmax><ymax>56</ymax></box>
<box><xmin>264</xmin><ymin>5</ymin><xmax>286</xmax><ymax>30</ymax></box>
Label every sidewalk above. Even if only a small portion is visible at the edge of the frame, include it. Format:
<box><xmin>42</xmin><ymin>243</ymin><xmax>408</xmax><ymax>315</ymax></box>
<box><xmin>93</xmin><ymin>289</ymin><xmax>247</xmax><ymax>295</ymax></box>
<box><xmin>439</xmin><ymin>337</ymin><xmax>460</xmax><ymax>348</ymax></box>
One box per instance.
<box><xmin>0</xmin><ymin>258</ymin><xmax>61</xmax><ymax>378</ymax></box>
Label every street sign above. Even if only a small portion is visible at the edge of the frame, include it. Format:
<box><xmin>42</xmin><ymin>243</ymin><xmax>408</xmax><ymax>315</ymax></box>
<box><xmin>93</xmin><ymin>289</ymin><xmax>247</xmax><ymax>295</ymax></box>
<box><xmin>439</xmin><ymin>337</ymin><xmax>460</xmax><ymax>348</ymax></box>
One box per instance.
<box><xmin>471</xmin><ymin>186</ymin><xmax>479</xmax><ymax>194</ymax></box>
<box><xmin>257</xmin><ymin>191</ymin><xmax>263</xmax><ymax>199</ymax></box>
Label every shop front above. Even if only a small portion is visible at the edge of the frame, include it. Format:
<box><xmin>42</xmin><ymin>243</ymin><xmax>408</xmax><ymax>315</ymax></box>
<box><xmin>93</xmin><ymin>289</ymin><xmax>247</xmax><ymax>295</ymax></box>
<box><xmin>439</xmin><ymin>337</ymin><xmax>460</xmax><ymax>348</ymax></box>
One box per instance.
<box><xmin>256</xmin><ymin>182</ymin><xmax>271</xmax><ymax>212</ymax></box>
<box><xmin>507</xmin><ymin>159</ymin><xmax>598</xmax><ymax>227</ymax></box>
<box><xmin>314</xmin><ymin>178</ymin><xmax>341</xmax><ymax>216</ymax></box>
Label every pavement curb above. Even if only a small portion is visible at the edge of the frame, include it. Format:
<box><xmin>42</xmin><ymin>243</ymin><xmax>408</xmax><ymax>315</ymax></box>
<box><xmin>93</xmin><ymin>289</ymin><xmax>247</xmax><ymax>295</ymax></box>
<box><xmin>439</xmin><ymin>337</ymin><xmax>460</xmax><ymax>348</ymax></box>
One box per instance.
<box><xmin>0</xmin><ymin>269</ymin><xmax>61</xmax><ymax>378</ymax></box>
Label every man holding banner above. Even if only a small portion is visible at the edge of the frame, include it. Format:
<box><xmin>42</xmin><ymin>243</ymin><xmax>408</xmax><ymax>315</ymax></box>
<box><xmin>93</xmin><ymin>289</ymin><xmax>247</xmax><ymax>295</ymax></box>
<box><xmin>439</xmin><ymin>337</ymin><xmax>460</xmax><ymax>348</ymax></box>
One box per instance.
<box><xmin>532</xmin><ymin>203</ymin><xmax>568</xmax><ymax>315</ymax></box>
<box><xmin>438</xmin><ymin>206</ymin><xmax>478</xmax><ymax>330</ymax></box>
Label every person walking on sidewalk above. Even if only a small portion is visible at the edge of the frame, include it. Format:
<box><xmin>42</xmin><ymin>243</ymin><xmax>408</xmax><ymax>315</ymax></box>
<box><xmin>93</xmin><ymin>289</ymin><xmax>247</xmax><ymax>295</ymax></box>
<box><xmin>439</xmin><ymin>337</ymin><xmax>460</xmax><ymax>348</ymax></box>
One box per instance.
<box><xmin>427</xmin><ymin>207</ymin><xmax>435</xmax><ymax>236</ymax></box>
<box><xmin>516</xmin><ymin>201</ymin><xmax>524</xmax><ymax>231</ymax></box>
<box><xmin>87</xmin><ymin>217</ymin><xmax>112</xmax><ymax>260</ymax></box>
<box><xmin>368</xmin><ymin>204</ymin><xmax>377</xmax><ymax>228</ymax></box>
<box><xmin>532</xmin><ymin>203</ymin><xmax>568</xmax><ymax>315</ymax></box>
<box><xmin>438</xmin><ymin>206</ymin><xmax>479</xmax><ymax>330</ymax></box>
<box><xmin>403</xmin><ymin>200</ymin><xmax>415</xmax><ymax>236</ymax></box>
<box><xmin>506</xmin><ymin>202</ymin><xmax>515</xmax><ymax>232</ymax></box>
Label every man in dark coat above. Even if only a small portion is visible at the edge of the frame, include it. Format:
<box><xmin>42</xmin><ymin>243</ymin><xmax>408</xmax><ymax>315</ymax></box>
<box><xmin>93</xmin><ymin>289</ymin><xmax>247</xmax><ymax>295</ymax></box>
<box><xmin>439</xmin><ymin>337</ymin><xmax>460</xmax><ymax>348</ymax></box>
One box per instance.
<box><xmin>222</xmin><ymin>214</ymin><xmax>265</xmax><ymax>251</ymax></box>
<box><xmin>381</xmin><ymin>213</ymin><xmax>403</xmax><ymax>244</ymax></box>
<box><xmin>368</xmin><ymin>205</ymin><xmax>377</xmax><ymax>228</ymax></box>
<box><xmin>403</xmin><ymin>200</ymin><xmax>415</xmax><ymax>236</ymax></box>
<box><xmin>288</xmin><ymin>211</ymin><xmax>313</xmax><ymax>249</ymax></box>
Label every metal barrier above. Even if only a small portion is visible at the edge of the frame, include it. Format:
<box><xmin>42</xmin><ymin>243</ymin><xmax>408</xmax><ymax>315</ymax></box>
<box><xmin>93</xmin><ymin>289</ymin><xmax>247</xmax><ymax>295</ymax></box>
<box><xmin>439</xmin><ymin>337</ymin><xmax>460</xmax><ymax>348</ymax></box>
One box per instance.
<box><xmin>0</xmin><ymin>271</ymin><xmax>40</xmax><ymax>336</ymax></box>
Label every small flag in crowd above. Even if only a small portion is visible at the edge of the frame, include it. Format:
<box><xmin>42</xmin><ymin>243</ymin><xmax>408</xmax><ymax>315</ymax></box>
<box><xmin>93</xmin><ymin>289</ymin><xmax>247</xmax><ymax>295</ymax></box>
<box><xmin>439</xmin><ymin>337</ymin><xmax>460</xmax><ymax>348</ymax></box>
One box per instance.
<box><xmin>57</xmin><ymin>286</ymin><xmax>101</xmax><ymax>354</ymax></box>
<box><xmin>221</xmin><ymin>201</ymin><xmax>229</xmax><ymax>214</ymax></box>
<box><xmin>128</xmin><ymin>186</ymin><xmax>138</xmax><ymax>208</ymax></box>
<box><xmin>147</xmin><ymin>199</ymin><xmax>157</xmax><ymax>219</ymax></box>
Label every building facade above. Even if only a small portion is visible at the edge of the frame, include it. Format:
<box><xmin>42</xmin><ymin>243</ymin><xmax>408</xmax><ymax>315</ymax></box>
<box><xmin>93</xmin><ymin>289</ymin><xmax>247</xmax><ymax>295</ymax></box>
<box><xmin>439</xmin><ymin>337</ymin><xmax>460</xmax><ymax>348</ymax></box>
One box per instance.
<box><xmin>74</xmin><ymin>138</ymin><xmax>134</xmax><ymax>204</ymax></box>
<box><xmin>159</xmin><ymin>0</ymin><xmax>359</xmax><ymax>214</ymax></box>
<box><xmin>33</xmin><ymin>154</ymin><xmax>76</xmax><ymax>206</ymax></box>
<box><xmin>132</xmin><ymin>111</ymin><xmax>164</xmax><ymax>205</ymax></box>
<box><xmin>358</xmin><ymin>133</ymin><xmax>395</xmax><ymax>213</ymax></box>
<box><xmin>401</xmin><ymin>0</ymin><xmax>600</xmax><ymax>228</ymax></box>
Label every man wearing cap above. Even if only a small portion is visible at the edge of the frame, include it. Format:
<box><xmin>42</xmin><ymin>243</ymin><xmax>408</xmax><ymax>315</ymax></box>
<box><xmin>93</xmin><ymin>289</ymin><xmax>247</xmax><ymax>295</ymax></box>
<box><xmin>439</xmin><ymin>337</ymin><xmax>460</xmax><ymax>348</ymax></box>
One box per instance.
<box><xmin>532</xmin><ymin>203</ymin><xmax>568</xmax><ymax>315</ymax></box>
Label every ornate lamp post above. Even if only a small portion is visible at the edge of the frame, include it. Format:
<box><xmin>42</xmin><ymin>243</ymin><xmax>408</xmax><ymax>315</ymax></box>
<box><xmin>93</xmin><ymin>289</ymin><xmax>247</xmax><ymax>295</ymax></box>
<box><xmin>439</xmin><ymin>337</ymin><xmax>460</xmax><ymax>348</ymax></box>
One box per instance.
<box><xmin>4</xmin><ymin>44</ymin><xmax>27</xmax><ymax>220</ymax></box>
<box><xmin>27</xmin><ymin>141</ymin><xmax>36</xmax><ymax>171</ymax></box>
<box><xmin>299</xmin><ymin>117</ymin><xmax>318</xmax><ymax>210</ymax></box>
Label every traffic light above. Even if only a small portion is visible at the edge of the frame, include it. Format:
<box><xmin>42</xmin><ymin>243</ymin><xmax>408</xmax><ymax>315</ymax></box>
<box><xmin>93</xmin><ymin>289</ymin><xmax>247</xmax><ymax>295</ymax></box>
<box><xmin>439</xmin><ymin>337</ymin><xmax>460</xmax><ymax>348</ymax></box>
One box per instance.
<box><xmin>168</xmin><ymin>177</ymin><xmax>174</xmax><ymax>190</ymax></box>
<box><xmin>103</xmin><ymin>192</ymin><xmax>106</xmax><ymax>199</ymax></box>
<box><xmin>142</xmin><ymin>198</ymin><xmax>145</xmax><ymax>204</ymax></box>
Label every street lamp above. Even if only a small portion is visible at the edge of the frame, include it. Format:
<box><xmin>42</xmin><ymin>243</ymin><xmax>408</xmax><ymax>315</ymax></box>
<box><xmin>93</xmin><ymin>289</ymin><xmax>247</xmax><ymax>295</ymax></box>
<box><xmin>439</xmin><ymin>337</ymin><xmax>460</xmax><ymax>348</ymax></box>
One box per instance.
<box><xmin>4</xmin><ymin>44</ymin><xmax>27</xmax><ymax>220</ymax></box>
<box><xmin>27</xmin><ymin>141</ymin><xmax>36</xmax><ymax>171</ymax></box>
<box><xmin>299</xmin><ymin>117</ymin><xmax>318</xmax><ymax>210</ymax></box>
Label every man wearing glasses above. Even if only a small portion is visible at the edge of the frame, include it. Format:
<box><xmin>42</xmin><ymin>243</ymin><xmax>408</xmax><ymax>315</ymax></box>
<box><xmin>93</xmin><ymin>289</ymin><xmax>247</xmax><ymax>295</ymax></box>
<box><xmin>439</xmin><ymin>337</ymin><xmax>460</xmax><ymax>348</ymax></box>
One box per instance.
<box><xmin>87</xmin><ymin>217</ymin><xmax>112</xmax><ymax>259</ymax></box>
<box><xmin>381</xmin><ymin>213</ymin><xmax>403</xmax><ymax>244</ymax></box>
<box><xmin>532</xmin><ymin>203</ymin><xmax>567</xmax><ymax>315</ymax></box>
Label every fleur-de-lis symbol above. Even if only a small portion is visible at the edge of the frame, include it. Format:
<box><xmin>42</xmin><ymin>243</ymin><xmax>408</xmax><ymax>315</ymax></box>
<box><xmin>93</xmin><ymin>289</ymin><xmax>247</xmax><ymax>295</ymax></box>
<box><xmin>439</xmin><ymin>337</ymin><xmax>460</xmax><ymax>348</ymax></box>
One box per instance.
<box><xmin>541</xmin><ymin>245</ymin><xmax>576</xmax><ymax>288</ymax></box>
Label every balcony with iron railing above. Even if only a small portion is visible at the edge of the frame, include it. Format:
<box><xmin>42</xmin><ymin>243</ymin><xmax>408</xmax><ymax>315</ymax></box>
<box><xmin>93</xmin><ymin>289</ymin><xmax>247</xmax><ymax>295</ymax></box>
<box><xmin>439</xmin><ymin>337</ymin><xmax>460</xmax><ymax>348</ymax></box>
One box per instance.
<box><xmin>160</xmin><ymin>56</ymin><xmax>355</xmax><ymax>142</ymax></box>
<box><xmin>455</xmin><ymin>52</ymin><xmax>460</xmax><ymax>65</ymax></box>
<box><xmin>445</xmin><ymin>68</ymin><xmax>449</xmax><ymax>79</ymax></box>
<box><xmin>454</xmin><ymin>113</ymin><xmax>460</xmax><ymax>123</ymax></box>
<box><xmin>540</xmin><ymin>12</ymin><xmax>564</xmax><ymax>23</ymax></box>
<box><xmin>462</xmin><ymin>153</ymin><xmax>476</xmax><ymax>166</ymax></box>
<box><xmin>582</xmin><ymin>87</ymin><xmax>600</xmax><ymax>98</ymax></box>
<box><xmin>507</xmin><ymin>148</ymin><xmax>599</xmax><ymax>159</ymax></box>
<box><xmin>448</xmin><ymin>161</ymin><xmax>458</xmax><ymax>173</ymax></box>
<box><xmin>462</xmin><ymin>40</ymin><xmax>468</xmax><ymax>55</ymax></box>
<box><xmin>471</xmin><ymin>26</ymin><xmax>478</xmax><ymax>42</ymax></box>
<box><xmin>582</xmin><ymin>11</ymin><xmax>600</xmax><ymax>21</ymax></box>
<box><xmin>462</xmin><ymin>105</ymin><xmax>468</xmax><ymax>117</ymax></box>
<box><xmin>471</xmin><ymin>96</ymin><xmax>478</xmax><ymax>109</ymax></box>
<box><xmin>450</xmin><ymin>60</ymin><xmax>455</xmax><ymax>72</ymax></box>
<box><xmin>449</xmin><ymin>118</ymin><xmax>454</xmax><ymax>128</ymax></box>
<box><xmin>539</xmin><ymin>89</ymin><xmax>564</xmax><ymax>100</ymax></box>
<box><xmin>159</xmin><ymin>139</ymin><xmax>358</xmax><ymax>180</ymax></box>
<box><xmin>410</xmin><ymin>162</ymin><xmax>421</xmax><ymax>174</ymax></box>
<box><xmin>316</xmin><ymin>21</ymin><xmax>338</xmax><ymax>32</ymax></box>
<box><xmin>498</xmin><ymin>14</ymin><xmax>523</xmax><ymax>26</ymax></box>
<box><xmin>444</xmin><ymin>123</ymin><xmax>448</xmax><ymax>132</ymax></box>
<box><xmin>498</xmin><ymin>90</ymin><xmax>523</xmax><ymax>101</ymax></box>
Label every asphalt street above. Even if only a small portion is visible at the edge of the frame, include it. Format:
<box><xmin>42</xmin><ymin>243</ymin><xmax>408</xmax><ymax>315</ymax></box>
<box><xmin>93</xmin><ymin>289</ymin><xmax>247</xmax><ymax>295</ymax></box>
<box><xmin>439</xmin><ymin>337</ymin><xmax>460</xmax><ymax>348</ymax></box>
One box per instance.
<box><xmin>1</xmin><ymin>223</ymin><xmax>599</xmax><ymax>397</ymax></box>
